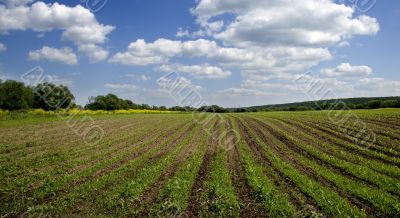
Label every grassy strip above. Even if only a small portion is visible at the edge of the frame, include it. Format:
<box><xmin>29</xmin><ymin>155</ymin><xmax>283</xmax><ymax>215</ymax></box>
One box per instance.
<box><xmin>260</xmin><ymin>117</ymin><xmax>400</xmax><ymax>196</ymax></box>
<box><xmin>198</xmin><ymin>120</ymin><xmax>240</xmax><ymax>217</ymax></box>
<box><xmin>149</xmin><ymin>119</ymin><xmax>213</xmax><ymax>217</ymax></box>
<box><xmin>236</xmin><ymin>116</ymin><xmax>366</xmax><ymax>218</ymax></box>
<box><xmin>232</xmin><ymin>118</ymin><xmax>296</xmax><ymax>217</ymax></box>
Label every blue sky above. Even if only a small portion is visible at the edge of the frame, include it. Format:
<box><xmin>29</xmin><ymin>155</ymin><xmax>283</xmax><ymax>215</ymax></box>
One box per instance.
<box><xmin>0</xmin><ymin>0</ymin><xmax>399</xmax><ymax>107</ymax></box>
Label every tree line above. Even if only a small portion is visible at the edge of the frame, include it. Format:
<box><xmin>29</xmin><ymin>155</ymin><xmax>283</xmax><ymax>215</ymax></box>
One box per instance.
<box><xmin>0</xmin><ymin>80</ymin><xmax>74</xmax><ymax>111</ymax></box>
<box><xmin>84</xmin><ymin>93</ymin><xmax>193</xmax><ymax>111</ymax></box>
<box><xmin>0</xmin><ymin>79</ymin><xmax>190</xmax><ymax>112</ymax></box>
<box><xmin>1</xmin><ymin>79</ymin><xmax>399</xmax><ymax>113</ymax></box>
<box><xmin>229</xmin><ymin>97</ymin><xmax>400</xmax><ymax>112</ymax></box>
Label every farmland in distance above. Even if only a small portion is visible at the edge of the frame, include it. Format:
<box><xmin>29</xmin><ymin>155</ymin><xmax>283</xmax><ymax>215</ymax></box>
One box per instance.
<box><xmin>1</xmin><ymin>109</ymin><xmax>400</xmax><ymax>217</ymax></box>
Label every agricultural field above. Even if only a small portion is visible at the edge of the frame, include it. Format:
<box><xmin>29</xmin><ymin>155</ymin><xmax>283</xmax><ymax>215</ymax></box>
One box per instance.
<box><xmin>1</xmin><ymin>109</ymin><xmax>400</xmax><ymax>217</ymax></box>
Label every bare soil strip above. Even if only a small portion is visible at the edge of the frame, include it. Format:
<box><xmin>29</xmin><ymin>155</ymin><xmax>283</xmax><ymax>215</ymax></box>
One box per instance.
<box><xmin>225</xmin><ymin>117</ymin><xmax>267</xmax><ymax>217</ymax></box>
<box><xmin>185</xmin><ymin>117</ymin><xmax>220</xmax><ymax>217</ymax></box>
<box><xmin>136</xmin><ymin>124</ymin><xmax>205</xmax><ymax>216</ymax></box>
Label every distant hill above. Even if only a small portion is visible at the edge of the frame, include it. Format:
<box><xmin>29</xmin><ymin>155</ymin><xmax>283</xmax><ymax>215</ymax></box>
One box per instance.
<box><xmin>228</xmin><ymin>96</ymin><xmax>400</xmax><ymax>112</ymax></box>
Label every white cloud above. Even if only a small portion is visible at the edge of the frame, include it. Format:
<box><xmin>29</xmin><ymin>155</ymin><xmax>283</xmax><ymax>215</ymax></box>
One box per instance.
<box><xmin>179</xmin><ymin>0</ymin><xmax>377</xmax><ymax>83</ymax></box>
<box><xmin>104</xmin><ymin>83</ymin><xmax>138</xmax><ymax>92</ymax></box>
<box><xmin>176</xmin><ymin>28</ymin><xmax>190</xmax><ymax>38</ymax></box>
<box><xmin>0</xmin><ymin>1</ymin><xmax>114</xmax><ymax>62</ymax></box>
<box><xmin>192</xmin><ymin>0</ymin><xmax>378</xmax><ymax>47</ymax></box>
<box><xmin>159</xmin><ymin>64</ymin><xmax>231</xmax><ymax>79</ymax></box>
<box><xmin>45</xmin><ymin>75</ymin><xmax>73</xmax><ymax>86</ymax></box>
<box><xmin>108</xmin><ymin>0</ymin><xmax>383</xmax><ymax>105</ymax></box>
<box><xmin>28</xmin><ymin>46</ymin><xmax>78</xmax><ymax>65</ymax></box>
<box><xmin>320</xmin><ymin>63</ymin><xmax>372</xmax><ymax>77</ymax></box>
<box><xmin>109</xmin><ymin>38</ymin><xmax>218</xmax><ymax>66</ymax></box>
<box><xmin>356</xmin><ymin>77</ymin><xmax>400</xmax><ymax>95</ymax></box>
<box><xmin>1</xmin><ymin>0</ymin><xmax>33</xmax><ymax>7</ymax></box>
<box><xmin>157</xmin><ymin>75</ymin><xmax>203</xmax><ymax>92</ymax></box>
<box><xmin>0</xmin><ymin>2</ymin><xmax>114</xmax><ymax>44</ymax></box>
<box><xmin>111</xmin><ymin>38</ymin><xmax>331</xmax><ymax>79</ymax></box>
<box><xmin>78</xmin><ymin>44</ymin><xmax>109</xmax><ymax>63</ymax></box>
<box><xmin>0</xmin><ymin>43</ymin><xmax>6</xmax><ymax>52</ymax></box>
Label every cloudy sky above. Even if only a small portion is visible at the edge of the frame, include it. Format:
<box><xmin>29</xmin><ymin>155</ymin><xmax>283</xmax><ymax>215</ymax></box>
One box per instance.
<box><xmin>0</xmin><ymin>0</ymin><xmax>399</xmax><ymax>107</ymax></box>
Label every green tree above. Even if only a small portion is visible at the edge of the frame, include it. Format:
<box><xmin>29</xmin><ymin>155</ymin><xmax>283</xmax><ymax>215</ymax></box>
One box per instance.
<box><xmin>367</xmin><ymin>100</ymin><xmax>382</xmax><ymax>109</ymax></box>
<box><xmin>381</xmin><ymin>100</ymin><xmax>399</xmax><ymax>108</ymax></box>
<box><xmin>85</xmin><ymin>94</ymin><xmax>139</xmax><ymax>111</ymax></box>
<box><xmin>0</xmin><ymin>80</ymin><xmax>33</xmax><ymax>110</ymax></box>
<box><xmin>33</xmin><ymin>82</ymin><xmax>75</xmax><ymax>110</ymax></box>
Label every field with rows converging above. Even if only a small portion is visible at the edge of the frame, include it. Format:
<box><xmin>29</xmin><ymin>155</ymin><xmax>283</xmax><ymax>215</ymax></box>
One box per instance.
<box><xmin>1</xmin><ymin>109</ymin><xmax>400</xmax><ymax>217</ymax></box>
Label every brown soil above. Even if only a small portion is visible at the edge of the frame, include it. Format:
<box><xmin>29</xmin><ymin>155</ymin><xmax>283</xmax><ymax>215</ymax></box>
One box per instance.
<box><xmin>185</xmin><ymin>117</ymin><xmax>220</xmax><ymax>217</ymax></box>
<box><xmin>225</xmin><ymin>117</ymin><xmax>267</xmax><ymax>217</ymax></box>
<box><xmin>137</xmin><ymin>124</ymin><xmax>205</xmax><ymax>216</ymax></box>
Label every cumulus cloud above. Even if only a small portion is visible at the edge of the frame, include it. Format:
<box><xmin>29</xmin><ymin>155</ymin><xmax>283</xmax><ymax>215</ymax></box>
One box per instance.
<box><xmin>0</xmin><ymin>43</ymin><xmax>6</xmax><ymax>52</ymax></box>
<box><xmin>0</xmin><ymin>1</ymin><xmax>114</xmax><ymax>62</ymax></box>
<box><xmin>104</xmin><ymin>83</ymin><xmax>138</xmax><ymax>92</ymax></box>
<box><xmin>320</xmin><ymin>63</ymin><xmax>373</xmax><ymax>77</ymax></box>
<box><xmin>1</xmin><ymin>0</ymin><xmax>33</xmax><ymax>7</ymax></box>
<box><xmin>0</xmin><ymin>2</ymin><xmax>114</xmax><ymax>43</ymax></box>
<box><xmin>28</xmin><ymin>46</ymin><xmax>78</xmax><ymax>65</ymax></box>
<box><xmin>78</xmin><ymin>44</ymin><xmax>109</xmax><ymax>63</ymax></box>
<box><xmin>109</xmin><ymin>38</ymin><xmax>218</xmax><ymax>66</ymax></box>
<box><xmin>356</xmin><ymin>77</ymin><xmax>400</xmax><ymax>95</ymax></box>
<box><xmin>158</xmin><ymin>75</ymin><xmax>203</xmax><ymax>92</ymax></box>
<box><xmin>107</xmin><ymin>0</ymin><xmax>383</xmax><ymax>105</ymax></box>
<box><xmin>110</xmin><ymin>38</ymin><xmax>331</xmax><ymax>79</ymax></box>
<box><xmin>192</xmin><ymin>0</ymin><xmax>378</xmax><ymax>47</ymax></box>
<box><xmin>45</xmin><ymin>75</ymin><xmax>73</xmax><ymax>86</ymax></box>
<box><xmin>175</xmin><ymin>0</ymin><xmax>377</xmax><ymax>84</ymax></box>
<box><xmin>159</xmin><ymin>64</ymin><xmax>231</xmax><ymax>79</ymax></box>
